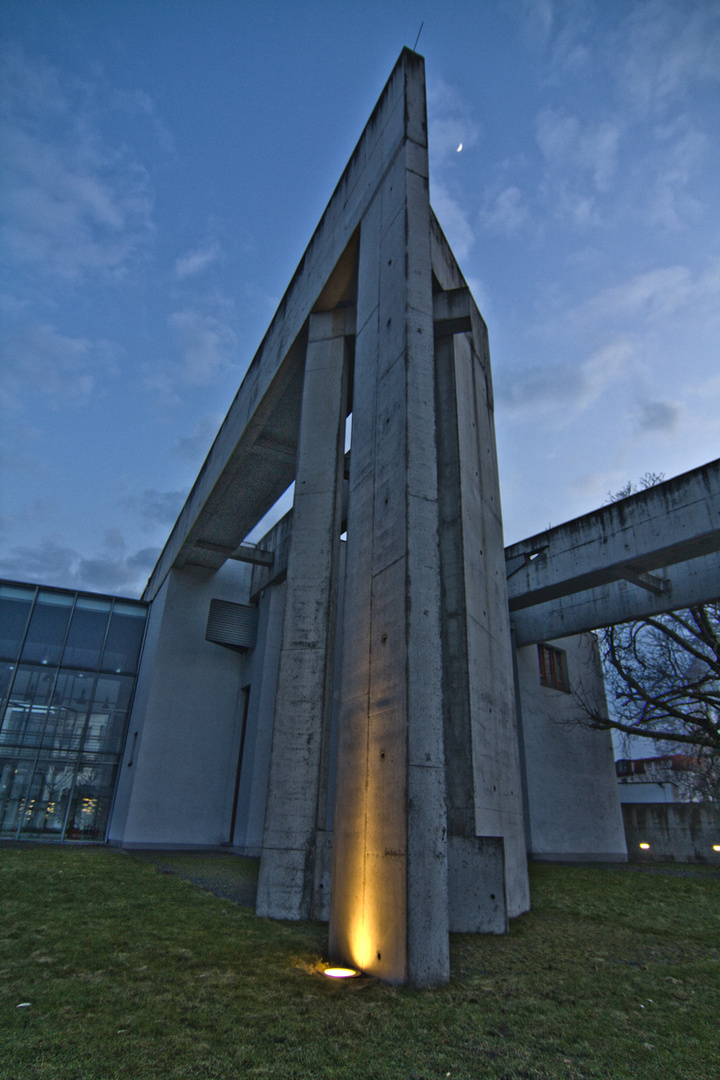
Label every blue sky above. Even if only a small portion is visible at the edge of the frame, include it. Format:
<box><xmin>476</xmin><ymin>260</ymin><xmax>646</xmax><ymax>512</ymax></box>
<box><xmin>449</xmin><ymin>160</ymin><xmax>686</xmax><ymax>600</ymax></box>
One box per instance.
<box><xmin>1</xmin><ymin>0</ymin><xmax>718</xmax><ymax>598</ymax></box>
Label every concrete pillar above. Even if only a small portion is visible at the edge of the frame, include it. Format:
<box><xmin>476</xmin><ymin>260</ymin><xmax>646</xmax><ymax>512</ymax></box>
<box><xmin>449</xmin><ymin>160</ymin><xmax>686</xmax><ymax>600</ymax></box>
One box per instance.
<box><xmin>435</xmin><ymin>314</ymin><xmax>529</xmax><ymax>919</ymax></box>
<box><xmin>329</xmin><ymin>52</ymin><xmax>449</xmax><ymax>986</ymax></box>
<box><xmin>256</xmin><ymin>310</ymin><xmax>349</xmax><ymax>919</ymax></box>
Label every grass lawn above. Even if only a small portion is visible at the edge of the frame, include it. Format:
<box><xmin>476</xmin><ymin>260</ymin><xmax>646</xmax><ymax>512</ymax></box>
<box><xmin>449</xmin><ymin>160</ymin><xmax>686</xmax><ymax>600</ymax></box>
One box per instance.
<box><xmin>1</xmin><ymin>846</ymin><xmax>718</xmax><ymax>1079</ymax></box>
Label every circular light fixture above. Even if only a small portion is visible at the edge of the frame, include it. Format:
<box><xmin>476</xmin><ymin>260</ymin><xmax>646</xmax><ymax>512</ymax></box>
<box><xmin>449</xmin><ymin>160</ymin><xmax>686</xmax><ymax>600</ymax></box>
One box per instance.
<box><xmin>323</xmin><ymin>966</ymin><xmax>360</xmax><ymax>979</ymax></box>
<box><xmin>639</xmin><ymin>843</ymin><xmax>650</xmax><ymax>850</ymax></box>
<box><xmin>713</xmin><ymin>844</ymin><xmax>720</xmax><ymax>852</ymax></box>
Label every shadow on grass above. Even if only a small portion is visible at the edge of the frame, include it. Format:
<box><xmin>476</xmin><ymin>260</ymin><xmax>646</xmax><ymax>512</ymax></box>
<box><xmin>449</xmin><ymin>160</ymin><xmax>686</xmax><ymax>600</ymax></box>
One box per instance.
<box><xmin>130</xmin><ymin>849</ymin><xmax>259</xmax><ymax>908</ymax></box>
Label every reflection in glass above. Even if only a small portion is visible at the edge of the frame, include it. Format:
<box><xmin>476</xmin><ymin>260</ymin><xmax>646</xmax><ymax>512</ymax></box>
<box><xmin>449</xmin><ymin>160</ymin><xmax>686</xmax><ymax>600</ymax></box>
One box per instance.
<box><xmin>0</xmin><ymin>663</ymin><xmax>15</xmax><ymax>715</ymax></box>
<box><xmin>0</xmin><ymin>758</ymin><xmax>34</xmax><ymax>836</ymax></box>
<box><xmin>65</xmin><ymin>761</ymin><xmax>117</xmax><ymax>840</ymax></box>
<box><xmin>0</xmin><ymin>583</ymin><xmax>147</xmax><ymax>841</ymax></box>
<box><xmin>102</xmin><ymin>605</ymin><xmax>146</xmax><ymax>674</ymax></box>
<box><xmin>16</xmin><ymin>762</ymin><xmax>75</xmax><ymax>837</ymax></box>
<box><xmin>20</xmin><ymin>592</ymin><xmax>73</xmax><ymax>666</ymax></box>
<box><xmin>62</xmin><ymin>598</ymin><xmax>111</xmax><ymax>669</ymax></box>
<box><xmin>82</xmin><ymin>675</ymin><xmax>133</xmax><ymax>755</ymax></box>
<box><xmin>0</xmin><ymin>585</ymin><xmax>35</xmax><ymax>660</ymax></box>
<box><xmin>0</xmin><ymin>666</ymin><xmax>55</xmax><ymax>750</ymax></box>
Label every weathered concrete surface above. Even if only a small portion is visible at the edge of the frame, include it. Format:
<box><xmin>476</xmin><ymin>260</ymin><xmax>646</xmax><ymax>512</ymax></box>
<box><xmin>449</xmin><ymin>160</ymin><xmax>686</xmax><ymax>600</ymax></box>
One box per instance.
<box><xmin>434</xmin><ymin>282</ymin><xmax>529</xmax><ymax>920</ymax></box>
<box><xmin>622</xmin><ymin>803</ymin><xmax>720</xmax><ymax>864</ymax></box>
<box><xmin>514</xmin><ymin>633</ymin><xmax>627</xmax><ymax>862</ymax></box>
<box><xmin>256</xmin><ymin>310</ymin><xmax>350</xmax><ymax>920</ymax></box>
<box><xmin>507</xmin><ymin>460</ymin><xmax>720</xmax><ymax>645</ymax></box>
<box><xmin>329</xmin><ymin>50</ymin><xmax>449</xmax><ymax>987</ymax></box>
<box><xmin>448</xmin><ymin>837</ymin><xmax>507</xmax><ymax>933</ymax></box>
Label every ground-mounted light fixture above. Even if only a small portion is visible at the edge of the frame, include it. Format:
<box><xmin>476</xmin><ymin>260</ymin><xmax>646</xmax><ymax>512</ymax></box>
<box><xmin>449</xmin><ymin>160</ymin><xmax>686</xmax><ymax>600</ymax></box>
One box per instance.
<box><xmin>323</xmin><ymin>966</ymin><xmax>360</xmax><ymax>979</ymax></box>
<box><xmin>639</xmin><ymin>843</ymin><xmax>650</xmax><ymax>850</ymax></box>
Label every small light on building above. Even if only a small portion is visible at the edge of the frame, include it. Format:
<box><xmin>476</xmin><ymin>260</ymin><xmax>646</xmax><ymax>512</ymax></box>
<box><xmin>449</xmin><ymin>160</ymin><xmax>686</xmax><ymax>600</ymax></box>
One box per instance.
<box><xmin>323</xmin><ymin>966</ymin><xmax>360</xmax><ymax>979</ymax></box>
<box><xmin>639</xmin><ymin>843</ymin><xmax>650</xmax><ymax>850</ymax></box>
<box><xmin>713</xmin><ymin>844</ymin><xmax>720</xmax><ymax>852</ymax></box>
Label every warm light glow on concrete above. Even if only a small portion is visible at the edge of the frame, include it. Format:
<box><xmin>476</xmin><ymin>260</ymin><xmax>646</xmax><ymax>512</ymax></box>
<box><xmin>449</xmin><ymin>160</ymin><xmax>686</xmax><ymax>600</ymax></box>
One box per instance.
<box><xmin>713</xmin><ymin>844</ymin><xmax>720</xmax><ymax>852</ymax></box>
<box><xmin>324</xmin><ymin>966</ymin><xmax>359</xmax><ymax>979</ymax></box>
<box><xmin>639</xmin><ymin>843</ymin><xmax>650</xmax><ymax>850</ymax></box>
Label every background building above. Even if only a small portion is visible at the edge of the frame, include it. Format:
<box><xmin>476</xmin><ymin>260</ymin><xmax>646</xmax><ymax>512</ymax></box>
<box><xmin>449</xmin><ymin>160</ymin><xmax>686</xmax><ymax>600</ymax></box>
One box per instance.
<box><xmin>0</xmin><ymin>581</ymin><xmax>147</xmax><ymax>842</ymax></box>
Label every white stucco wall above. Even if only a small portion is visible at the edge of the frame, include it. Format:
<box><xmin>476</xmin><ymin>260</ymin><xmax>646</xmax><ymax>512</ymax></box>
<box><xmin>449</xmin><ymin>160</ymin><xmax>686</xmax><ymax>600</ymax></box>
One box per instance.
<box><xmin>110</xmin><ymin>562</ymin><xmax>252</xmax><ymax>848</ymax></box>
<box><xmin>515</xmin><ymin>632</ymin><xmax>627</xmax><ymax>861</ymax></box>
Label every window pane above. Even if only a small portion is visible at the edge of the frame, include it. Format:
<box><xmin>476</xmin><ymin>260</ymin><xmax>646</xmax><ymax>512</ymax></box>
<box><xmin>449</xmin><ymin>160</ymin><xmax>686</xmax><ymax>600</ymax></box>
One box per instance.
<box><xmin>61</xmin><ymin>599</ymin><xmax>111</xmax><ymax>670</ymax></box>
<box><xmin>0</xmin><ymin>665</ymin><xmax>55</xmax><ymax>750</ymax></box>
<box><xmin>0</xmin><ymin>586</ymin><xmax>34</xmax><ymax>660</ymax></box>
<box><xmin>101</xmin><ymin>607</ymin><xmax>147</xmax><ymax>674</ymax></box>
<box><xmin>83</xmin><ymin>675</ymin><xmax>133</xmax><ymax>754</ymax></box>
<box><xmin>16</xmin><ymin>761</ymin><xmax>75</xmax><ymax>837</ymax></box>
<box><xmin>20</xmin><ymin>593</ymin><xmax>73</xmax><ymax>666</ymax></box>
<box><xmin>64</xmin><ymin>761</ymin><xmax>117</xmax><ymax>841</ymax></box>
<box><xmin>41</xmin><ymin>671</ymin><xmax>94</xmax><ymax>753</ymax></box>
<box><xmin>0</xmin><ymin>662</ymin><xmax>16</xmax><ymax>715</ymax></box>
<box><xmin>0</xmin><ymin>757</ymin><xmax>34</xmax><ymax>837</ymax></box>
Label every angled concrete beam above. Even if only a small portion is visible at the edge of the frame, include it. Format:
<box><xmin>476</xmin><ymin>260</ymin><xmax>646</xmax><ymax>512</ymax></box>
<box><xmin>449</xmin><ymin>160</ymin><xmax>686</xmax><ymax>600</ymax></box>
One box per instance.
<box><xmin>142</xmin><ymin>49</ymin><xmax>417</xmax><ymax>601</ymax></box>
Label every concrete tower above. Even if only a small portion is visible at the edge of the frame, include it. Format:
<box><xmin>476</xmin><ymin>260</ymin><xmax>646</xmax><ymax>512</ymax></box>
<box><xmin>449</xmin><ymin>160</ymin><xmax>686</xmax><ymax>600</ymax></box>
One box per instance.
<box><xmin>252</xmin><ymin>49</ymin><xmax>529</xmax><ymax>986</ymax></box>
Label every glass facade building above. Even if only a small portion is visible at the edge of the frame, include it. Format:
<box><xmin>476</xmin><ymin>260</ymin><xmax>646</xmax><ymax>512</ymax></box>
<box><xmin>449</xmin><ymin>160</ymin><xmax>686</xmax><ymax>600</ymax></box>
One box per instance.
<box><xmin>0</xmin><ymin>581</ymin><xmax>148</xmax><ymax>842</ymax></box>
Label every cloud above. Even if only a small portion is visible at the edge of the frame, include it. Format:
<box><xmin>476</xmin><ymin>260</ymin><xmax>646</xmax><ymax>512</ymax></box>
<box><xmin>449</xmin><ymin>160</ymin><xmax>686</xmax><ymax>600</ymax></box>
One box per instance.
<box><xmin>0</xmin><ymin>43</ymin><xmax>154</xmax><ymax>282</ymax></box>
<box><xmin>0</xmin><ymin>320</ymin><xmax>123</xmax><ymax>407</ymax></box>
<box><xmin>619</xmin><ymin>0</ymin><xmax>720</xmax><ymax>113</ymax></box>
<box><xmin>172</xmin><ymin>413</ymin><xmax>222</xmax><ymax>462</ymax></box>
<box><xmin>566</xmin><ymin>262</ymin><xmax>720</xmax><ymax>328</ymax></box>
<box><xmin>646</xmin><ymin>120</ymin><xmax>707</xmax><ymax>228</ymax></box>
<box><xmin>426</xmin><ymin>78</ymin><xmax>482</xmax><ymax>263</ymax></box>
<box><xmin>121</xmin><ymin>487</ymin><xmax>186</xmax><ymax>527</ymax></box>
<box><xmin>0</xmin><ymin>534</ymin><xmax>159</xmax><ymax>597</ymax></box>
<box><xmin>480</xmin><ymin>186</ymin><xmax>528</xmax><ymax>235</ymax></box>
<box><xmin>431</xmin><ymin>182</ymin><xmax>475</xmax><ymax>262</ymax></box>
<box><xmin>174</xmin><ymin>242</ymin><xmax>220</xmax><ymax>279</ymax></box>
<box><xmin>496</xmin><ymin>338</ymin><xmax>634</xmax><ymax>415</ymax></box>
<box><xmin>536</xmin><ymin>108</ymin><xmax>620</xmax><ymax>193</ymax></box>
<box><xmin>167</xmin><ymin>306</ymin><xmax>238</xmax><ymax>385</ymax></box>
<box><xmin>635</xmin><ymin>399</ymin><xmax>683</xmax><ymax>434</ymax></box>
<box><xmin>427</xmin><ymin>79</ymin><xmax>481</xmax><ymax>167</ymax></box>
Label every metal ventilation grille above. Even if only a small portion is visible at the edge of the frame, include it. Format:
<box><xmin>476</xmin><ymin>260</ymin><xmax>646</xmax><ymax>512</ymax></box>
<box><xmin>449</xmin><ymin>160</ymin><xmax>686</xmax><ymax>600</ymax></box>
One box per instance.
<box><xmin>205</xmin><ymin>599</ymin><xmax>259</xmax><ymax>652</ymax></box>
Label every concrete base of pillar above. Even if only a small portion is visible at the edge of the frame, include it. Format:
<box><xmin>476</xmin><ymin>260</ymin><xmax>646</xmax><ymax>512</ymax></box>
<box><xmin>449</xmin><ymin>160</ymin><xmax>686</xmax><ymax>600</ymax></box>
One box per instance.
<box><xmin>448</xmin><ymin>836</ymin><xmax>508</xmax><ymax>934</ymax></box>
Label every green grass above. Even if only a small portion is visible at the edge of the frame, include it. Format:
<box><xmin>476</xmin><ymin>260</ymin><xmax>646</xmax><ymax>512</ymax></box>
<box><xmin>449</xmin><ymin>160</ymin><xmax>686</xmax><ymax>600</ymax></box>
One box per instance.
<box><xmin>1</xmin><ymin>848</ymin><xmax>718</xmax><ymax>1079</ymax></box>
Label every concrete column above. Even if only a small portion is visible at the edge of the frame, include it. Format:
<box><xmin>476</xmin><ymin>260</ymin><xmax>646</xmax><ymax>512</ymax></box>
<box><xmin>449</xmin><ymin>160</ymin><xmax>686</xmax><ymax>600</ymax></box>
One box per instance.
<box><xmin>256</xmin><ymin>310</ymin><xmax>349</xmax><ymax>920</ymax></box>
<box><xmin>435</xmin><ymin>315</ymin><xmax>529</xmax><ymax>920</ymax></box>
<box><xmin>329</xmin><ymin>52</ymin><xmax>449</xmax><ymax>986</ymax></box>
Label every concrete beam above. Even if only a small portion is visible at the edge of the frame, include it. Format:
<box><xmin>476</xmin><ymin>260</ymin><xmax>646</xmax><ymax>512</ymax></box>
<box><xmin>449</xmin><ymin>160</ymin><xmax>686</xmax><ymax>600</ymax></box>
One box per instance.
<box><xmin>193</xmin><ymin>540</ymin><xmax>274</xmax><ymax>567</ymax></box>
<box><xmin>142</xmin><ymin>49</ymin><xmax>419</xmax><ymax>601</ymax></box>
<box><xmin>511</xmin><ymin>550</ymin><xmax>720</xmax><ymax>645</ymax></box>
<box><xmin>506</xmin><ymin>460</ymin><xmax>720</xmax><ymax>622</ymax></box>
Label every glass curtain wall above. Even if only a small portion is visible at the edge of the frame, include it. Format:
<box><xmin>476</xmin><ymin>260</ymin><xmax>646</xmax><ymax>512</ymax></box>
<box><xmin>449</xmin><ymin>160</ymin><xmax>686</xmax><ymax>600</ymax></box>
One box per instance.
<box><xmin>0</xmin><ymin>582</ymin><xmax>147</xmax><ymax>842</ymax></box>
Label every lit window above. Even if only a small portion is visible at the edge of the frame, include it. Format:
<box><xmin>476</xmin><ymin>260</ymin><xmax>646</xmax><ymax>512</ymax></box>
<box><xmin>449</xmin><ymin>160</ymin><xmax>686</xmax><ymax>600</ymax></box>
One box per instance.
<box><xmin>538</xmin><ymin>644</ymin><xmax>570</xmax><ymax>693</ymax></box>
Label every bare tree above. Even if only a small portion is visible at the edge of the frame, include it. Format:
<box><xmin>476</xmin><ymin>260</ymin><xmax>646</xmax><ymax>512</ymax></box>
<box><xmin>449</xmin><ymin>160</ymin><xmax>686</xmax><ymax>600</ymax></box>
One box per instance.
<box><xmin>590</xmin><ymin>605</ymin><xmax>720</xmax><ymax>801</ymax></box>
<box><xmin>575</xmin><ymin>474</ymin><xmax>720</xmax><ymax>800</ymax></box>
